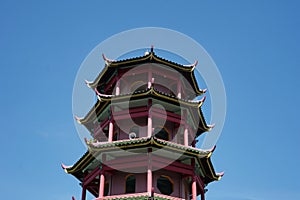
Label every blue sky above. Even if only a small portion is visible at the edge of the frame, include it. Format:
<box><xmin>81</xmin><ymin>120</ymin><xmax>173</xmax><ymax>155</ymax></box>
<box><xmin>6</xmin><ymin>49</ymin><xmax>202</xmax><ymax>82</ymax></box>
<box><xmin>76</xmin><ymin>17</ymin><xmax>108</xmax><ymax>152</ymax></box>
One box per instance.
<box><xmin>0</xmin><ymin>0</ymin><xmax>299</xmax><ymax>199</ymax></box>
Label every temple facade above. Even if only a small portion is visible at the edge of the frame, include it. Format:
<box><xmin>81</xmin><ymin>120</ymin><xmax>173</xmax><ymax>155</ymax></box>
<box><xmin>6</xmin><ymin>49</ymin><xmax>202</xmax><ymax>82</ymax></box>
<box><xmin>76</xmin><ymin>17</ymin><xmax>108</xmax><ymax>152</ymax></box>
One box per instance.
<box><xmin>62</xmin><ymin>47</ymin><xmax>223</xmax><ymax>200</ymax></box>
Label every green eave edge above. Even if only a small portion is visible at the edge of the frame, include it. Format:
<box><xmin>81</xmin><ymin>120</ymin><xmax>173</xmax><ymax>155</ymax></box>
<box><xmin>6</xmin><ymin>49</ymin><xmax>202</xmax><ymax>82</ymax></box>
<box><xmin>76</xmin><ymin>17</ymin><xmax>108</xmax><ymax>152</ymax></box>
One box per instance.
<box><xmin>62</xmin><ymin>137</ymin><xmax>223</xmax><ymax>182</ymax></box>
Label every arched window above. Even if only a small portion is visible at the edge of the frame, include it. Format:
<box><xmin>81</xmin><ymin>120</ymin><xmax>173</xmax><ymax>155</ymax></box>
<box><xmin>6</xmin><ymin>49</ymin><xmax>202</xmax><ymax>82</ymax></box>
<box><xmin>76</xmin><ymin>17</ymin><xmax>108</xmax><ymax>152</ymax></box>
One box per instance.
<box><xmin>154</xmin><ymin>127</ymin><xmax>169</xmax><ymax>141</ymax></box>
<box><xmin>125</xmin><ymin>174</ymin><xmax>136</xmax><ymax>193</ymax></box>
<box><xmin>157</xmin><ymin>175</ymin><xmax>173</xmax><ymax>195</ymax></box>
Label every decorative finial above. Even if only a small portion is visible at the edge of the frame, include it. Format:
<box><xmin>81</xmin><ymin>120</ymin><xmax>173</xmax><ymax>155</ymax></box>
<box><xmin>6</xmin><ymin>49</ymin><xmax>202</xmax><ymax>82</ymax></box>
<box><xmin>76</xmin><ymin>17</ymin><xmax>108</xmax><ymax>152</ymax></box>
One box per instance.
<box><xmin>188</xmin><ymin>96</ymin><xmax>206</xmax><ymax>103</ymax></box>
<box><xmin>102</xmin><ymin>53</ymin><xmax>115</xmax><ymax>64</ymax></box>
<box><xmin>194</xmin><ymin>60</ymin><xmax>198</xmax><ymax>67</ymax></box>
<box><xmin>210</xmin><ymin>145</ymin><xmax>217</xmax><ymax>152</ymax></box>
<box><xmin>151</xmin><ymin>45</ymin><xmax>154</xmax><ymax>52</ymax></box>
<box><xmin>102</xmin><ymin>53</ymin><xmax>108</xmax><ymax>61</ymax></box>
<box><xmin>84</xmin><ymin>80</ymin><xmax>92</xmax><ymax>88</ymax></box>
<box><xmin>61</xmin><ymin>163</ymin><xmax>67</xmax><ymax>169</ymax></box>
<box><xmin>61</xmin><ymin>163</ymin><xmax>72</xmax><ymax>169</ymax></box>
<box><xmin>74</xmin><ymin>115</ymin><xmax>81</xmax><ymax>122</ymax></box>
<box><xmin>200</xmin><ymin>96</ymin><xmax>206</xmax><ymax>102</ymax></box>
<box><xmin>207</xmin><ymin>146</ymin><xmax>217</xmax><ymax>158</ymax></box>
<box><xmin>218</xmin><ymin>171</ymin><xmax>225</xmax><ymax>176</ymax></box>
<box><xmin>208</xmin><ymin>123</ymin><xmax>215</xmax><ymax>129</ymax></box>
<box><xmin>94</xmin><ymin>88</ymin><xmax>100</xmax><ymax>96</ymax></box>
<box><xmin>94</xmin><ymin>88</ymin><xmax>114</xmax><ymax>102</ymax></box>
<box><xmin>183</xmin><ymin>60</ymin><xmax>198</xmax><ymax>68</ymax></box>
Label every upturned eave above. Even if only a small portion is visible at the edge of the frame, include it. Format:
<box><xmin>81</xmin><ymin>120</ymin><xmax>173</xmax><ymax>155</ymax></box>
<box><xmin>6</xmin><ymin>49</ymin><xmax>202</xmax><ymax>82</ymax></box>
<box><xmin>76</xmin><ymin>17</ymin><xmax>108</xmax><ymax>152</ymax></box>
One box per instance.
<box><xmin>76</xmin><ymin>87</ymin><xmax>211</xmax><ymax>133</ymax></box>
<box><xmin>62</xmin><ymin>137</ymin><xmax>222</xmax><ymax>182</ymax></box>
<box><xmin>87</xmin><ymin>51</ymin><xmax>204</xmax><ymax>95</ymax></box>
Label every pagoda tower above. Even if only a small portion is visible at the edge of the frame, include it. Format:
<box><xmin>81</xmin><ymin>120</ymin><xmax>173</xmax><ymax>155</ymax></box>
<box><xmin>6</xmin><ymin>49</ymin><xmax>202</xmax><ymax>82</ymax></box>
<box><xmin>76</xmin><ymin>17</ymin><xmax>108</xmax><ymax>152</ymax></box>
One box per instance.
<box><xmin>62</xmin><ymin>47</ymin><xmax>223</xmax><ymax>200</ymax></box>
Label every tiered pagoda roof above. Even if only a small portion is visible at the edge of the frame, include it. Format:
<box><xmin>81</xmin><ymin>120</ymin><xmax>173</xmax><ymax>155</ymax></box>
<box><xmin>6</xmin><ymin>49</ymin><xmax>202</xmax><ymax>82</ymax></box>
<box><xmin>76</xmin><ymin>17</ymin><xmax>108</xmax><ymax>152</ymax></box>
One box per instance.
<box><xmin>64</xmin><ymin>48</ymin><xmax>223</xmax><ymax>200</ymax></box>
<box><xmin>76</xmin><ymin>87</ymin><xmax>212</xmax><ymax>137</ymax></box>
<box><xmin>86</xmin><ymin>49</ymin><xmax>204</xmax><ymax>95</ymax></box>
<box><xmin>62</xmin><ymin>137</ymin><xmax>223</xmax><ymax>184</ymax></box>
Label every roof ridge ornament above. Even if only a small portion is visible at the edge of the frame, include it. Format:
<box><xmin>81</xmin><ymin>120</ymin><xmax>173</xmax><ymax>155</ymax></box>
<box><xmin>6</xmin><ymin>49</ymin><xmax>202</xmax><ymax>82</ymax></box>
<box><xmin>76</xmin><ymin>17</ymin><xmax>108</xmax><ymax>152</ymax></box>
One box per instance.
<box><xmin>84</xmin><ymin>80</ymin><xmax>92</xmax><ymax>88</ymax></box>
<box><xmin>61</xmin><ymin>163</ymin><xmax>72</xmax><ymax>170</ymax></box>
<box><xmin>144</xmin><ymin>51</ymin><xmax>150</xmax><ymax>56</ymax></box>
<box><xmin>102</xmin><ymin>53</ymin><xmax>116</xmax><ymax>65</ymax></box>
<box><xmin>208</xmin><ymin>123</ymin><xmax>215</xmax><ymax>131</ymax></box>
<box><xmin>94</xmin><ymin>88</ymin><xmax>115</xmax><ymax>101</ymax></box>
<box><xmin>208</xmin><ymin>123</ymin><xmax>215</xmax><ymax>128</ymax></box>
<box><xmin>207</xmin><ymin>145</ymin><xmax>217</xmax><ymax>158</ymax></box>
<box><xmin>188</xmin><ymin>96</ymin><xmax>206</xmax><ymax>103</ymax></box>
<box><xmin>217</xmin><ymin>171</ymin><xmax>225</xmax><ymax>176</ymax></box>
<box><xmin>217</xmin><ymin>171</ymin><xmax>225</xmax><ymax>179</ymax></box>
<box><xmin>74</xmin><ymin>115</ymin><xmax>82</xmax><ymax>124</ymax></box>
<box><xmin>183</xmin><ymin>60</ymin><xmax>198</xmax><ymax>69</ymax></box>
<box><xmin>209</xmin><ymin>145</ymin><xmax>216</xmax><ymax>152</ymax></box>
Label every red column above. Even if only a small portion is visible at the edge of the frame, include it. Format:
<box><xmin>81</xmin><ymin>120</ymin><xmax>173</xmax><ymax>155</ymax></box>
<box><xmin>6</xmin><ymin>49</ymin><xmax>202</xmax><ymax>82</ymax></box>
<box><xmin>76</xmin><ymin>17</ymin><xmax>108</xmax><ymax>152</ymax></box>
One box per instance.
<box><xmin>147</xmin><ymin>99</ymin><xmax>152</xmax><ymax>137</ymax></box>
<box><xmin>184</xmin><ymin>125</ymin><xmax>189</xmax><ymax>146</ymax></box>
<box><xmin>192</xmin><ymin>140</ymin><xmax>196</xmax><ymax>147</ymax></box>
<box><xmin>147</xmin><ymin>148</ymin><xmax>153</xmax><ymax>196</ymax></box>
<box><xmin>148</xmin><ymin>70</ymin><xmax>152</xmax><ymax>89</ymax></box>
<box><xmin>98</xmin><ymin>172</ymin><xmax>105</xmax><ymax>198</ymax></box>
<box><xmin>191</xmin><ymin>158</ymin><xmax>197</xmax><ymax>200</ymax></box>
<box><xmin>183</xmin><ymin>110</ymin><xmax>189</xmax><ymax>146</ymax></box>
<box><xmin>192</xmin><ymin>176</ymin><xmax>197</xmax><ymax>200</ymax></box>
<box><xmin>116</xmin><ymin>78</ymin><xmax>120</xmax><ymax>95</ymax></box>
<box><xmin>81</xmin><ymin>186</ymin><xmax>86</xmax><ymax>200</ymax></box>
<box><xmin>108</xmin><ymin>119</ymin><xmax>114</xmax><ymax>142</ymax></box>
<box><xmin>201</xmin><ymin>189</ymin><xmax>205</xmax><ymax>200</ymax></box>
<box><xmin>99</xmin><ymin>155</ymin><xmax>106</xmax><ymax>198</ymax></box>
<box><xmin>198</xmin><ymin>175</ymin><xmax>205</xmax><ymax>200</ymax></box>
<box><xmin>177</xmin><ymin>78</ymin><xmax>182</xmax><ymax>99</ymax></box>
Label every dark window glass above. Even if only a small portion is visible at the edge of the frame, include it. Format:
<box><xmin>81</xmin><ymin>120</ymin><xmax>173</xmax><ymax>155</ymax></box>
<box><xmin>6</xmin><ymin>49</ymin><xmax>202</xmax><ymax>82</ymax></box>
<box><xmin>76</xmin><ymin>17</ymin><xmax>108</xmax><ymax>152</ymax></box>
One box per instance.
<box><xmin>155</xmin><ymin>127</ymin><xmax>169</xmax><ymax>141</ymax></box>
<box><xmin>125</xmin><ymin>175</ymin><xmax>136</xmax><ymax>193</ymax></box>
<box><xmin>104</xmin><ymin>182</ymin><xmax>109</xmax><ymax>196</ymax></box>
<box><xmin>157</xmin><ymin>176</ymin><xmax>173</xmax><ymax>195</ymax></box>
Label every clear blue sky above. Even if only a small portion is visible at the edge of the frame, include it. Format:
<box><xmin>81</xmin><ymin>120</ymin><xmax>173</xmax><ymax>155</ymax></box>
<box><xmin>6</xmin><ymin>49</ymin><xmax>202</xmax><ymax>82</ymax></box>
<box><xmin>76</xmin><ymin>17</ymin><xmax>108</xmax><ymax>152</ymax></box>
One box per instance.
<box><xmin>0</xmin><ymin>1</ymin><xmax>299</xmax><ymax>199</ymax></box>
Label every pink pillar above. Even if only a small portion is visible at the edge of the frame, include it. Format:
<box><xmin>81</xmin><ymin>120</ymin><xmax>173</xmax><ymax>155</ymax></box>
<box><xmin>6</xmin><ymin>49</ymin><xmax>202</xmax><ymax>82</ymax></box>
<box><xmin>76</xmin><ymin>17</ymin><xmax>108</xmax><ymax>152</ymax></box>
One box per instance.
<box><xmin>147</xmin><ymin>148</ymin><xmax>152</xmax><ymax>196</ymax></box>
<box><xmin>192</xmin><ymin>176</ymin><xmax>197</xmax><ymax>200</ymax></box>
<box><xmin>183</xmin><ymin>110</ymin><xmax>189</xmax><ymax>146</ymax></box>
<box><xmin>108</xmin><ymin>120</ymin><xmax>114</xmax><ymax>142</ymax></box>
<box><xmin>98</xmin><ymin>172</ymin><xmax>105</xmax><ymax>198</ymax></box>
<box><xmin>147</xmin><ymin>100</ymin><xmax>152</xmax><ymax>137</ymax></box>
<box><xmin>177</xmin><ymin>78</ymin><xmax>182</xmax><ymax>99</ymax></box>
<box><xmin>191</xmin><ymin>158</ymin><xmax>197</xmax><ymax>200</ymax></box>
<box><xmin>116</xmin><ymin>79</ymin><xmax>120</xmax><ymax>95</ymax></box>
<box><xmin>148</xmin><ymin>114</ymin><xmax>152</xmax><ymax>137</ymax></box>
<box><xmin>184</xmin><ymin>125</ymin><xmax>189</xmax><ymax>146</ymax></box>
<box><xmin>81</xmin><ymin>186</ymin><xmax>86</xmax><ymax>200</ymax></box>
<box><xmin>148</xmin><ymin>70</ymin><xmax>152</xmax><ymax>88</ymax></box>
